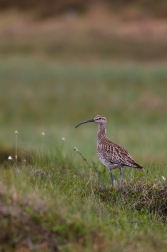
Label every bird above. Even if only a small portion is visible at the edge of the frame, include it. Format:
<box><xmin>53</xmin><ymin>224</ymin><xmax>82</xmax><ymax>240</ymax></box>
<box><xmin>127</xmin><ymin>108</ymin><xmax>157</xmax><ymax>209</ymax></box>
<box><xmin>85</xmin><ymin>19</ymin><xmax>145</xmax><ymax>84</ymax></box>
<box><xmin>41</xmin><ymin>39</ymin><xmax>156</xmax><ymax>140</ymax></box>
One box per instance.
<box><xmin>75</xmin><ymin>115</ymin><xmax>143</xmax><ymax>189</ymax></box>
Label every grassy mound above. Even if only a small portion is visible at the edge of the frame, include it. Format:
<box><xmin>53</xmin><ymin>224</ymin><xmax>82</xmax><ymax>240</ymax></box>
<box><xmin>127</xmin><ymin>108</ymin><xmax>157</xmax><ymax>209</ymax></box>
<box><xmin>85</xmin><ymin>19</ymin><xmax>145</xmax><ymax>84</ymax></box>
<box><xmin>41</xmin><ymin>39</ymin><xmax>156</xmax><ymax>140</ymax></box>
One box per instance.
<box><xmin>0</xmin><ymin>182</ymin><xmax>59</xmax><ymax>251</ymax></box>
<box><xmin>97</xmin><ymin>182</ymin><xmax>167</xmax><ymax>221</ymax></box>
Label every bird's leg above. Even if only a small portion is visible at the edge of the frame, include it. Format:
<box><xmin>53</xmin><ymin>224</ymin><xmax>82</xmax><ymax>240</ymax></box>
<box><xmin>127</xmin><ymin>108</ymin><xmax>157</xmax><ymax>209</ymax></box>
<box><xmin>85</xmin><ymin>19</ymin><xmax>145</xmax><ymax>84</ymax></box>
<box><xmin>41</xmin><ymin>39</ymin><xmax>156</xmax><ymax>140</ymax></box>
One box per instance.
<box><xmin>119</xmin><ymin>167</ymin><xmax>123</xmax><ymax>189</ymax></box>
<box><xmin>110</xmin><ymin>170</ymin><xmax>114</xmax><ymax>186</ymax></box>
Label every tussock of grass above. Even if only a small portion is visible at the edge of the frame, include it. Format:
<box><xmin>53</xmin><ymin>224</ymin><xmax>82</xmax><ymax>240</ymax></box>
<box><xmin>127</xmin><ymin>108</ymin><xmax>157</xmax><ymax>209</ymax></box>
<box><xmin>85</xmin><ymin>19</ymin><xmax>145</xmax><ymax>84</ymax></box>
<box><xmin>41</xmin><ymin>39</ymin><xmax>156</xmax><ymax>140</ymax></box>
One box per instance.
<box><xmin>96</xmin><ymin>181</ymin><xmax>167</xmax><ymax>221</ymax></box>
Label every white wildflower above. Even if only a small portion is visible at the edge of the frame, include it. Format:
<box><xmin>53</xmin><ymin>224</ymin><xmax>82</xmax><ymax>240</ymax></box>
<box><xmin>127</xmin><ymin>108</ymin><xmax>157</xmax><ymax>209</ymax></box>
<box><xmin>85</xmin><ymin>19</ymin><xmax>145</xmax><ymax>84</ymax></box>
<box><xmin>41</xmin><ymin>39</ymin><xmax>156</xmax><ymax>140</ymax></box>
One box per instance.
<box><xmin>162</xmin><ymin>176</ymin><xmax>166</xmax><ymax>181</ymax></box>
<box><xmin>41</xmin><ymin>132</ymin><xmax>45</xmax><ymax>136</ymax></box>
<box><xmin>61</xmin><ymin>137</ymin><xmax>65</xmax><ymax>141</ymax></box>
<box><xmin>15</xmin><ymin>130</ymin><xmax>18</xmax><ymax>135</ymax></box>
<box><xmin>74</xmin><ymin>147</ymin><xmax>78</xmax><ymax>152</ymax></box>
<box><xmin>8</xmin><ymin>156</ymin><xmax>12</xmax><ymax>160</ymax></box>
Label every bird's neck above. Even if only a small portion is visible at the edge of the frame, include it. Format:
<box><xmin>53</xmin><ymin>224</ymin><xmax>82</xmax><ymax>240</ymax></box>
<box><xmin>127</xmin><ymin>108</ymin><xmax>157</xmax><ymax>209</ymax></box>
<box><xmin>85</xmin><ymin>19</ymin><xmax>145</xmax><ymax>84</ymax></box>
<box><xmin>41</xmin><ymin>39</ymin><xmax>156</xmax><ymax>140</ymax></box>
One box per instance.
<box><xmin>97</xmin><ymin>123</ymin><xmax>106</xmax><ymax>141</ymax></box>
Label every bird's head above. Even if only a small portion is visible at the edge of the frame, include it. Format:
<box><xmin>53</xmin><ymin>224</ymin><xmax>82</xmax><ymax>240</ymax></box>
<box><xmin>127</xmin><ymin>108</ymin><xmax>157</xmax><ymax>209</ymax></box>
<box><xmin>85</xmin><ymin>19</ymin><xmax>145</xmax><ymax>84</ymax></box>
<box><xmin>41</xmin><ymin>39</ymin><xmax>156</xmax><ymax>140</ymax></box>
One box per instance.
<box><xmin>75</xmin><ymin>115</ymin><xmax>106</xmax><ymax>128</ymax></box>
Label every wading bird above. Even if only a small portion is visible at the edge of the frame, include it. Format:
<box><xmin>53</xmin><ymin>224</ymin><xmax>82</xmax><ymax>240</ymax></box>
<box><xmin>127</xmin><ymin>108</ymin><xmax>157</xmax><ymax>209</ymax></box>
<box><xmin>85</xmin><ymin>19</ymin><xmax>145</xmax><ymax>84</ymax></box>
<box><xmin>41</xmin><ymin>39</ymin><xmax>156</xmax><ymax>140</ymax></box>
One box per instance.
<box><xmin>75</xmin><ymin>115</ymin><xmax>143</xmax><ymax>189</ymax></box>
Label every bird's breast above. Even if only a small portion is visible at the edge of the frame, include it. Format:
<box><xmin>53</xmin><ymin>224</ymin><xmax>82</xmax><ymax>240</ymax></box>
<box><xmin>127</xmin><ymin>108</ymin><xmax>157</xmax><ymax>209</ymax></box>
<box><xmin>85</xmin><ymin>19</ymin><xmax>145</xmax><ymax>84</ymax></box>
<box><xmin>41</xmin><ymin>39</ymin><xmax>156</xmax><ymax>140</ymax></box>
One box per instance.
<box><xmin>97</xmin><ymin>148</ymin><xmax>119</xmax><ymax>170</ymax></box>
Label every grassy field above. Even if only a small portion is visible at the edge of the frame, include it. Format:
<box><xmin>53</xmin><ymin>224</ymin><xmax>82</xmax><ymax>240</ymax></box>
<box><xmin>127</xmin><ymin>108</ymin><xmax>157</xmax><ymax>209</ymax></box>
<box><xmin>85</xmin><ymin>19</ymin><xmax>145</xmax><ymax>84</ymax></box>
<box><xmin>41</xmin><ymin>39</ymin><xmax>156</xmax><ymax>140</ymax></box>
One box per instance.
<box><xmin>0</xmin><ymin>7</ymin><xmax>167</xmax><ymax>252</ymax></box>
<box><xmin>0</xmin><ymin>55</ymin><xmax>167</xmax><ymax>251</ymax></box>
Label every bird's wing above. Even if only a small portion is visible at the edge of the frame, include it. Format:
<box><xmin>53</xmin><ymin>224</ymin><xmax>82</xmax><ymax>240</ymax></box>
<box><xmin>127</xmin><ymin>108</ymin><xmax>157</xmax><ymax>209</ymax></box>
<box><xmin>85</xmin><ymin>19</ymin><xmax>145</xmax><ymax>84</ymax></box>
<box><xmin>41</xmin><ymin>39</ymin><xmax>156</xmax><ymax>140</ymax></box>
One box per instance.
<box><xmin>98</xmin><ymin>138</ymin><xmax>141</xmax><ymax>168</ymax></box>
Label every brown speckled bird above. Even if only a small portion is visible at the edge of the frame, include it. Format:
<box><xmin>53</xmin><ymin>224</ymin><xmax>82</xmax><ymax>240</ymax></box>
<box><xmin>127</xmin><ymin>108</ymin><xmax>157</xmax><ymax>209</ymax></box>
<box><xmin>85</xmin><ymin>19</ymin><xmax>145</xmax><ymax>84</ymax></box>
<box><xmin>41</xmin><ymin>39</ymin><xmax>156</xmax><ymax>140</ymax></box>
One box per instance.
<box><xmin>75</xmin><ymin>115</ymin><xmax>143</xmax><ymax>188</ymax></box>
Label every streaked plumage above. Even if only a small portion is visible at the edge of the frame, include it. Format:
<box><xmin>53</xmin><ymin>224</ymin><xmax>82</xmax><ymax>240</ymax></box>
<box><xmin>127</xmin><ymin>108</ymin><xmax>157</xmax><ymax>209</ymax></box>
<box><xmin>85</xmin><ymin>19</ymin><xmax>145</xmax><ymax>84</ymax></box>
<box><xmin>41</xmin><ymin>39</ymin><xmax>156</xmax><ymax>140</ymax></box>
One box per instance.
<box><xmin>75</xmin><ymin>115</ymin><xmax>143</xmax><ymax>188</ymax></box>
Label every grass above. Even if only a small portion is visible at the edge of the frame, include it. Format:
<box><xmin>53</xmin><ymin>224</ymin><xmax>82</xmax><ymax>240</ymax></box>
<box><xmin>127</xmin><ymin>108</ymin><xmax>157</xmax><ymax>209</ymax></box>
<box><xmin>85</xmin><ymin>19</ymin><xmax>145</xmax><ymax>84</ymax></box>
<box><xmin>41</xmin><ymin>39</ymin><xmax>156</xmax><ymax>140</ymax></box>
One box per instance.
<box><xmin>0</xmin><ymin>151</ymin><xmax>167</xmax><ymax>251</ymax></box>
<box><xmin>0</xmin><ymin>54</ymin><xmax>167</xmax><ymax>251</ymax></box>
<box><xmin>1</xmin><ymin>8</ymin><xmax>167</xmax><ymax>61</ymax></box>
<box><xmin>0</xmin><ymin>56</ymin><xmax>167</xmax><ymax>160</ymax></box>
<box><xmin>0</xmin><ymin>9</ymin><xmax>167</xmax><ymax>250</ymax></box>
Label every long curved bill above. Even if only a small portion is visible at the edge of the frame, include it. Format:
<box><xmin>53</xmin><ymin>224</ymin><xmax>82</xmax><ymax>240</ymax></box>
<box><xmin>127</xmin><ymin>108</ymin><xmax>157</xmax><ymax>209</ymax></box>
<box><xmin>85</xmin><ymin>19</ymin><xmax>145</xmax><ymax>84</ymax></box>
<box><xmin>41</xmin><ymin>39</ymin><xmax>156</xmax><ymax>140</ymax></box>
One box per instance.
<box><xmin>75</xmin><ymin>119</ymin><xmax>94</xmax><ymax>128</ymax></box>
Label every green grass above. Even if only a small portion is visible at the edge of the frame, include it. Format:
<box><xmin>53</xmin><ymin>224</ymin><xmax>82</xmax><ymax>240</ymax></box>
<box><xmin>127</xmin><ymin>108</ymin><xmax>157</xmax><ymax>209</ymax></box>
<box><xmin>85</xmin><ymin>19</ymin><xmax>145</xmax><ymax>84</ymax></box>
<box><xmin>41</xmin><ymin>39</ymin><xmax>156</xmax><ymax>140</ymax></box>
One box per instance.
<box><xmin>1</xmin><ymin>152</ymin><xmax>167</xmax><ymax>251</ymax></box>
<box><xmin>0</xmin><ymin>55</ymin><xmax>167</xmax><ymax>251</ymax></box>
<box><xmin>0</xmin><ymin>56</ymin><xmax>167</xmax><ymax>160</ymax></box>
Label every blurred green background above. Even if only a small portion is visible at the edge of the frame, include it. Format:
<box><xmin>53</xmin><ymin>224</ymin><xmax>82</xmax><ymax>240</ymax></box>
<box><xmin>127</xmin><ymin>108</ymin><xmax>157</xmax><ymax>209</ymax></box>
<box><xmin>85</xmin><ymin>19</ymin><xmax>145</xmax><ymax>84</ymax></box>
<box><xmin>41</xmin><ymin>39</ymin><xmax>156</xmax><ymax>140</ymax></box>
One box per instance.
<box><xmin>0</xmin><ymin>0</ymin><xmax>167</xmax><ymax>166</ymax></box>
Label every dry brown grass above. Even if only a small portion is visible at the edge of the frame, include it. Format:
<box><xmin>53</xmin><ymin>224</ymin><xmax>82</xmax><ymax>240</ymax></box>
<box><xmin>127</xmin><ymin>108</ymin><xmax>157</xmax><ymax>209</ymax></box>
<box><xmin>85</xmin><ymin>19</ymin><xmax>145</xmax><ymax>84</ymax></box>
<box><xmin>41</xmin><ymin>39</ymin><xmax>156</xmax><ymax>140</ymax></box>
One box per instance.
<box><xmin>0</xmin><ymin>6</ymin><xmax>167</xmax><ymax>61</ymax></box>
<box><xmin>0</xmin><ymin>0</ymin><xmax>167</xmax><ymax>19</ymax></box>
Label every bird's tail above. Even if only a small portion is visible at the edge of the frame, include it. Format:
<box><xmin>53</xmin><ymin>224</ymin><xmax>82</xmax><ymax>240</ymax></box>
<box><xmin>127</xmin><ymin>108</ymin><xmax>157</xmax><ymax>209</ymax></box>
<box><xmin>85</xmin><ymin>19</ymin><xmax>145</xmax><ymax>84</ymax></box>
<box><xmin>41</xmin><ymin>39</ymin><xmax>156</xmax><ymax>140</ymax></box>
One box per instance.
<box><xmin>135</xmin><ymin>163</ymin><xmax>144</xmax><ymax>171</ymax></box>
